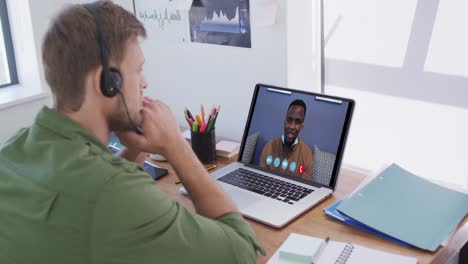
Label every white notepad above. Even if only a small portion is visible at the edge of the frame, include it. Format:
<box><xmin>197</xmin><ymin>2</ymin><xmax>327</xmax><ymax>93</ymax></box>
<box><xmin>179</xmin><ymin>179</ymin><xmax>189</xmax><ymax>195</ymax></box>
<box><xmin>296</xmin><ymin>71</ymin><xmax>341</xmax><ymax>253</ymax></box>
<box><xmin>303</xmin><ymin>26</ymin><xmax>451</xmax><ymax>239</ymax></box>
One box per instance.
<box><xmin>317</xmin><ymin>241</ymin><xmax>416</xmax><ymax>264</ymax></box>
<box><xmin>267</xmin><ymin>233</ymin><xmax>417</xmax><ymax>264</ymax></box>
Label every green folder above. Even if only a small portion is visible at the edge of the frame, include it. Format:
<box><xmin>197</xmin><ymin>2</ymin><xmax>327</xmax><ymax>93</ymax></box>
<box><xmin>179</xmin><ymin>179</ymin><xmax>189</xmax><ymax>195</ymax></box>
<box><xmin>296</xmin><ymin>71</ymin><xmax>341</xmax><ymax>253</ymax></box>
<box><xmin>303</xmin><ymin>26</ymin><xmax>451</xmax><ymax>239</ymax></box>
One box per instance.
<box><xmin>337</xmin><ymin>164</ymin><xmax>468</xmax><ymax>252</ymax></box>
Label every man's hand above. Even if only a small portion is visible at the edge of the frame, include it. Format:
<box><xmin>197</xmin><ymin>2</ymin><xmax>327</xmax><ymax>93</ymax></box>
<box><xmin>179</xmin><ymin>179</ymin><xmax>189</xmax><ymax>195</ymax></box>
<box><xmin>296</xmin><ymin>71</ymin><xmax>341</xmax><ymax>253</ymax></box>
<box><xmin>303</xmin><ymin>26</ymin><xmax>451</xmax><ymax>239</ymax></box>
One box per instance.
<box><xmin>115</xmin><ymin>97</ymin><xmax>184</xmax><ymax>157</ymax></box>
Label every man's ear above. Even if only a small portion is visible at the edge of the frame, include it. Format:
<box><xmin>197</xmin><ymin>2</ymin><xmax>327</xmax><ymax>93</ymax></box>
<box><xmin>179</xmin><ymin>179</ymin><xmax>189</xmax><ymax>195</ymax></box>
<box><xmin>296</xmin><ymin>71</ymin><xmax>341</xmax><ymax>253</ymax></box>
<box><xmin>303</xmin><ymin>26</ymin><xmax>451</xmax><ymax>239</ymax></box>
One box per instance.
<box><xmin>89</xmin><ymin>65</ymin><xmax>103</xmax><ymax>96</ymax></box>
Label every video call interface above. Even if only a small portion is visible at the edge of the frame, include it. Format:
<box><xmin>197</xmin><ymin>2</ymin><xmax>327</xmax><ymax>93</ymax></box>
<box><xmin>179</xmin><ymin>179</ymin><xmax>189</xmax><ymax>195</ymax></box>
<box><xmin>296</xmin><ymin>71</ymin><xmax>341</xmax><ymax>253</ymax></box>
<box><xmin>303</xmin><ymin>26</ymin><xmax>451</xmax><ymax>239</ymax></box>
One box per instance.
<box><xmin>241</xmin><ymin>86</ymin><xmax>351</xmax><ymax>187</ymax></box>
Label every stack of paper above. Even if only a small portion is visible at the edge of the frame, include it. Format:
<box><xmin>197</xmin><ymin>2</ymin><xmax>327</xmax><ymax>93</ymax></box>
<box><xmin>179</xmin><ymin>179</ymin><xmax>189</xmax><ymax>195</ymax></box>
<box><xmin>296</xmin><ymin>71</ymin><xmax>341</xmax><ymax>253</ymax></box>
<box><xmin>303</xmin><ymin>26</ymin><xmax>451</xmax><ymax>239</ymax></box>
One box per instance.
<box><xmin>216</xmin><ymin>140</ymin><xmax>240</xmax><ymax>158</ymax></box>
<box><xmin>336</xmin><ymin>164</ymin><xmax>468</xmax><ymax>252</ymax></box>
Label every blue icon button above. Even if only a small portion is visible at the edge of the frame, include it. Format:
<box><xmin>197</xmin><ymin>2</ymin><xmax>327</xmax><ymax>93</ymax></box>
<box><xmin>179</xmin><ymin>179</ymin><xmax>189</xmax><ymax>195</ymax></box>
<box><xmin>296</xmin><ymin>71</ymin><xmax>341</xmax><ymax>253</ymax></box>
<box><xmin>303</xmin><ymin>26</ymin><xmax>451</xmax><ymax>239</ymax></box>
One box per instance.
<box><xmin>289</xmin><ymin>162</ymin><xmax>297</xmax><ymax>172</ymax></box>
<box><xmin>282</xmin><ymin>159</ymin><xmax>288</xmax><ymax>170</ymax></box>
<box><xmin>273</xmin><ymin>157</ymin><xmax>281</xmax><ymax>168</ymax></box>
<box><xmin>266</xmin><ymin>155</ymin><xmax>273</xmax><ymax>166</ymax></box>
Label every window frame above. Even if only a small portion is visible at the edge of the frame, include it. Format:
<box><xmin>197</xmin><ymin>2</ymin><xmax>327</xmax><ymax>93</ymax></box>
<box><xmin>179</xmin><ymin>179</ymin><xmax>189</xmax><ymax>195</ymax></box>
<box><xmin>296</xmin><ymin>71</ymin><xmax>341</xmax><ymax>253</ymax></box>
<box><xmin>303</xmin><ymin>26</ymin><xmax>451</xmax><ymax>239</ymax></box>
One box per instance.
<box><xmin>0</xmin><ymin>0</ymin><xmax>18</xmax><ymax>88</ymax></box>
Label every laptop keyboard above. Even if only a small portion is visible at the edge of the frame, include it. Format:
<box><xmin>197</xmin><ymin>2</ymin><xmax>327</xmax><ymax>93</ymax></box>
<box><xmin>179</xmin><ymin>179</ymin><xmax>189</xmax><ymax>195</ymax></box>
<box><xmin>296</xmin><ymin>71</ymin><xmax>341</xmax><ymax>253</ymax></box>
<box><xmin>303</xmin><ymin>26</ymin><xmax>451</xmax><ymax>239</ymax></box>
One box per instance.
<box><xmin>217</xmin><ymin>168</ymin><xmax>314</xmax><ymax>205</ymax></box>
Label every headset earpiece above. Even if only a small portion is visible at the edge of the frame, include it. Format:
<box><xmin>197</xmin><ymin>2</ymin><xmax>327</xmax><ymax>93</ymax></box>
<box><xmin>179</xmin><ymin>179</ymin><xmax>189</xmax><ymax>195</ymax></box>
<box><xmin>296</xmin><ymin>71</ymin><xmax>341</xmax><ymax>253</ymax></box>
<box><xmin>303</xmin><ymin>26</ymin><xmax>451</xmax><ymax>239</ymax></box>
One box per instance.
<box><xmin>109</xmin><ymin>68</ymin><xmax>122</xmax><ymax>90</ymax></box>
<box><xmin>101</xmin><ymin>67</ymin><xmax>122</xmax><ymax>97</ymax></box>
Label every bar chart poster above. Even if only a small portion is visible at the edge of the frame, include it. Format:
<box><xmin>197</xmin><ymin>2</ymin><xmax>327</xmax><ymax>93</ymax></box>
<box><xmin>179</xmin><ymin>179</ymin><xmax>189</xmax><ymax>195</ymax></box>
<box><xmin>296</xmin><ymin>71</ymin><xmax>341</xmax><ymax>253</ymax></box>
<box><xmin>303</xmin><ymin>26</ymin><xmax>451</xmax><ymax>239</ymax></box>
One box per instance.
<box><xmin>189</xmin><ymin>0</ymin><xmax>251</xmax><ymax>48</ymax></box>
<box><xmin>133</xmin><ymin>0</ymin><xmax>192</xmax><ymax>44</ymax></box>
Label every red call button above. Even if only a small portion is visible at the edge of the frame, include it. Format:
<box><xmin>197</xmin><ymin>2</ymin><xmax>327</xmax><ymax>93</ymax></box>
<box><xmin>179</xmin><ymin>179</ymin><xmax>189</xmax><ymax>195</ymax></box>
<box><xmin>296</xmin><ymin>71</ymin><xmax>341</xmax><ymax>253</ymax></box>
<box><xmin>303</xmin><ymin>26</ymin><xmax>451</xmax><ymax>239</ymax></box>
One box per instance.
<box><xmin>298</xmin><ymin>164</ymin><xmax>305</xmax><ymax>174</ymax></box>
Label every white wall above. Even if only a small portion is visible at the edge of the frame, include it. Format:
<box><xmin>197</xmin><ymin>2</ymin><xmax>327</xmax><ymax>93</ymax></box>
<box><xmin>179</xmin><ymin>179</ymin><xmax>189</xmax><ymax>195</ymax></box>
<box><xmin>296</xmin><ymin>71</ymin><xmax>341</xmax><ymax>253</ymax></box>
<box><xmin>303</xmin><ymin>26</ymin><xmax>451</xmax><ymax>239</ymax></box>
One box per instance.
<box><xmin>324</xmin><ymin>0</ymin><xmax>468</xmax><ymax>187</ymax></box>
<box><xmin>138</xmin><ymin>1</ymin><xmax>288</xmax><ymax>141</ymax></box>
<box><xmin>286</xmin><ymin>0</ymin><xmax>321</xmax><ymax>92</ymax></box>
<box><xmin>137</xmin><ymin>0</ymin><xmax>320</xmax><ymax>141</ymax></box>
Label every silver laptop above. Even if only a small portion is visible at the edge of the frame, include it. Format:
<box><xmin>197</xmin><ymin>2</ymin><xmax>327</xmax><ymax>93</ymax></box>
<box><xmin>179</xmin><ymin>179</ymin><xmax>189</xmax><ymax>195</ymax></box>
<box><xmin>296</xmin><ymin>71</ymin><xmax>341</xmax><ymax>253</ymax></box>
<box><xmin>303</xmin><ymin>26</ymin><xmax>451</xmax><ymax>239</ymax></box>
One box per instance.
<box><xmin>182</xmin><ymin>84</ymin><xmax>354</xmax><ymax>228</ymax></box>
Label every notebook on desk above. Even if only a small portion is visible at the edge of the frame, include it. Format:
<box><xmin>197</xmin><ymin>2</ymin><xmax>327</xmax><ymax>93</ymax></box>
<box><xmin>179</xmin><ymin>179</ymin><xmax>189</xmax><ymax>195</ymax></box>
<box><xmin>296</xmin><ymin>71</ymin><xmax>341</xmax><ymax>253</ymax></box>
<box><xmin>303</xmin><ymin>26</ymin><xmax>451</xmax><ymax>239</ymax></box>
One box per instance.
<box><xmin>180</xmin><ymin>84</ymin><xmax>354</xmax><ymax>228</ymax></box>
<box><xmin>267</xmin><ymin>233</ymin><xmax>417</xmax><ymax>264</ymax></box>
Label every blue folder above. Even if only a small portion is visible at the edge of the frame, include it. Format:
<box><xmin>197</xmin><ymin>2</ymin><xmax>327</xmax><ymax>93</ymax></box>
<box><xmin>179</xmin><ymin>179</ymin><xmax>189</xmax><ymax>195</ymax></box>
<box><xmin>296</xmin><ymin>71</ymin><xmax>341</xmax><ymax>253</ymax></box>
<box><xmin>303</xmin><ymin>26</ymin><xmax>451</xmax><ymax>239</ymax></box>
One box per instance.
<box><xmin>336</xmin><ymin>164</ymin><xmax>468</xmax><ymax>251</ymax></box>
<box><xmin>324</xmin><ymin>199</ymin><xmax>413</xmax><ymax>247</ymax></box>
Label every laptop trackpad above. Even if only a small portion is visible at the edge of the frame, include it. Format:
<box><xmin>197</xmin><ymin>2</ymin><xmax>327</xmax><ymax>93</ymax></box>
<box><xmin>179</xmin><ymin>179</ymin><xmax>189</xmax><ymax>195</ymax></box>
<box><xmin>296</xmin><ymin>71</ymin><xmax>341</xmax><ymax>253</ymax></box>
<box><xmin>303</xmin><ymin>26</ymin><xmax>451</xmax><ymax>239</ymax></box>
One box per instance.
<box><xmin>227</xmin><ymin>189</ymin><xmax>260</xmax><ymax>209</ymax></box>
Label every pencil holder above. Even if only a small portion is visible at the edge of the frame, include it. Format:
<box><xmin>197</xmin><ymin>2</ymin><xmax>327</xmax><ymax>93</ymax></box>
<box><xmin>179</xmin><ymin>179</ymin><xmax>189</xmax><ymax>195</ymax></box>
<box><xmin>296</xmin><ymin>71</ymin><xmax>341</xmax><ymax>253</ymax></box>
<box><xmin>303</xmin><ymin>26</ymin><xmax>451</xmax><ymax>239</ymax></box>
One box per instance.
<box><xmin>191</xmin><ymin>128</ymin><xmax>216</xmax><ymax>164</ymax></box>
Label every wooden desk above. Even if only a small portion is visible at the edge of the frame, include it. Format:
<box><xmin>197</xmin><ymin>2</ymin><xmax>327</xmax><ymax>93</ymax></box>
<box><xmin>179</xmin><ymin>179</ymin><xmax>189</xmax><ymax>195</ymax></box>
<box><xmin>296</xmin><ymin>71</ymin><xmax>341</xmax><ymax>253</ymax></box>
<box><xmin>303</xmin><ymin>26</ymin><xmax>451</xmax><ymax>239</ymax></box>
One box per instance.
<box><xmin>150</xmin><ymin>157</ymin><xmax>468</xmax><ymax>264</ymax></box>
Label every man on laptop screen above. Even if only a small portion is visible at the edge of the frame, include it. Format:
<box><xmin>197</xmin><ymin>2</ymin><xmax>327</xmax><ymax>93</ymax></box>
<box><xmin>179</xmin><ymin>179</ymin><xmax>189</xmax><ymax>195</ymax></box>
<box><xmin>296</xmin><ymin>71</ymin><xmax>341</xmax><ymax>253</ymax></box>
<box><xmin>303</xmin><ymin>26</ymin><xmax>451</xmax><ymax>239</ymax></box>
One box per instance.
<box><xmin>259</xmin><ymin>99</ymin><xmax>314</xmax><ymax>180</ymax></box>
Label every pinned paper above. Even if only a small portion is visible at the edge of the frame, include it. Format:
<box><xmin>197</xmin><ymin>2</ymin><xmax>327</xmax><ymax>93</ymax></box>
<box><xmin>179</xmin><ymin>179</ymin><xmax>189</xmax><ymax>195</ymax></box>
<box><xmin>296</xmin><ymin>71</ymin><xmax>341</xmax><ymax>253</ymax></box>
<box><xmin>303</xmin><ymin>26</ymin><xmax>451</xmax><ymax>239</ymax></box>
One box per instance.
<box><xmin>175</xmin><ymin>0</ymin><xmax>193</xmax><ymax>11</ymax></box>
<box><xmin>252</xmin><ymin>0</ymin><xmax>279</xmax><ymax>26</ymax></box>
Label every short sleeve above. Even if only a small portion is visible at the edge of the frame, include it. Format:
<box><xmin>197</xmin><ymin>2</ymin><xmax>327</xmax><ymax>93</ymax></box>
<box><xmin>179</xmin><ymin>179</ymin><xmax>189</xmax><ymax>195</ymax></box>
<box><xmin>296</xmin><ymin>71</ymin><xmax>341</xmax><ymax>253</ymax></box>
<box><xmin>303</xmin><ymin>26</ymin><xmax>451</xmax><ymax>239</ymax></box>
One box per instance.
<box><xmin>259</xmin><ymin>141</ymin><xmax>271</xmax><ymax>168</ymax></box>
<box><xmin>90</xmin><ymin>172</ymin><xmax>263</xmax><ymax>264</ymax></box>
<box><xmin>302</xmin><ymin>143</ymin><xmax>314</xmax><ymax>181</ymax></box>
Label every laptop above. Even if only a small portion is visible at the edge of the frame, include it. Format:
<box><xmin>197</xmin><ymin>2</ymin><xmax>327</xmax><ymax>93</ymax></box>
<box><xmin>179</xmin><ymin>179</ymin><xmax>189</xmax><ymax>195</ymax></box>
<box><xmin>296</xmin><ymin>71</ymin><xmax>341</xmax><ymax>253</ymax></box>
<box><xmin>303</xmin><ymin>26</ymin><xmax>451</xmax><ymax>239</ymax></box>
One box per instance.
<box><xmin>181</xmin><ymin>84</ymin><xmax>354</xmax><ymax>228</ymax></box>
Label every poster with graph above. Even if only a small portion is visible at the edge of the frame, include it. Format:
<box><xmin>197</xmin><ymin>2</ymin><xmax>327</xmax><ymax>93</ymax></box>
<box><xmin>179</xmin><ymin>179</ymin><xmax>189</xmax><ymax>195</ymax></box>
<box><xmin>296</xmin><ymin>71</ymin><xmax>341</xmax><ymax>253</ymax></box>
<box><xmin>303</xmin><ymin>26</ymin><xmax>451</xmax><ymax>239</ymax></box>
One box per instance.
<box><xmin>133</xmin><ymin>0</ymin><xmax>192</xmax><ymax>44</ymax></box>
<box><xmin>133</xmin><ymin>0</ymin><xmax>251</xmax><ymax>48</ymax></box>
<box><xmin>189</xmin><ymin>0</ymin><xmax>251</xmax><ymax>48</ymax></box>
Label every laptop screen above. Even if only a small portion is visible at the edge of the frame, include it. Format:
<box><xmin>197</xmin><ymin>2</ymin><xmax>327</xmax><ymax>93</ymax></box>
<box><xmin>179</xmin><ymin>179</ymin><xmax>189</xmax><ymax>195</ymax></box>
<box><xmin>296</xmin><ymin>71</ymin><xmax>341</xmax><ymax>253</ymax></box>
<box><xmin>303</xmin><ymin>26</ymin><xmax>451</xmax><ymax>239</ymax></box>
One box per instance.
<box><xmin>238</xmin><ymin>84</ymin><xmax>354</xmax><ymax>189</ymax></box>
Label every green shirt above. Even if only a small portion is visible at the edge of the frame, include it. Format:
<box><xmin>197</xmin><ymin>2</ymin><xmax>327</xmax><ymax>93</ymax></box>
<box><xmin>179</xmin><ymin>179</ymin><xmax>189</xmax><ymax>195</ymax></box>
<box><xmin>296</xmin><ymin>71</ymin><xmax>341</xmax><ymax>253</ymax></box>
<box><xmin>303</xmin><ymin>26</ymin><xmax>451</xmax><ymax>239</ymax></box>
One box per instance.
<box><xmin>0</xmin><ymin>107</ymin><xmax>264</xmax><ymax>264</ymax></box>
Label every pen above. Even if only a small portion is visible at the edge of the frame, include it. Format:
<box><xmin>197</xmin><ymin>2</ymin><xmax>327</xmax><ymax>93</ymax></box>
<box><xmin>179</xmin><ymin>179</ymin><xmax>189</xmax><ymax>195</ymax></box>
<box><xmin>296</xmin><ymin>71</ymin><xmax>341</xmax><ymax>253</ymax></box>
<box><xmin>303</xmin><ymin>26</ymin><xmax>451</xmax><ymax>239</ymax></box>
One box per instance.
<box><xmin>201</xmin><ymin>104</ymin><xmax>205</xmax><ymax>123</ymax></box>
<box><xmin>185</xmin><ymin>107</ymin><xmax>194</xmax><ymax>120</ymax></box>
<box><xmin>192</xmin><ymin>121</ymin><xmax>199</xmax><ymax>132</ymax></box>
<box><xmin>200</xmin><ymin>122</ymin><xmax>207</xmax><ymax>133</ymax></box>
<box><xmin>195</xmin><ymin>114</ymin><xmax>202</xmax><ymax>126</ymax></box>
<box><xmin>209</xmin><ymin>111</ymin><xmax>219</xmax><ymax>132</ymax></box>
<box><xmin>206</xmin><ymin>115</ymin><xmax>215</xmax><ymax>132</ymax></box>
<box><xmin>206</xmin><ymin>164</ymin><xmax>216</xmax><ymax>171</ymax></box>
<box><xmin>312</xmin><ymin>237</ymin><xmax>329</xmax><ymax>263</ymax></box>
<box><xmin>184</xmin><ymin>112</ymin><xmax>191</xmax><ymax>127</ymax></box>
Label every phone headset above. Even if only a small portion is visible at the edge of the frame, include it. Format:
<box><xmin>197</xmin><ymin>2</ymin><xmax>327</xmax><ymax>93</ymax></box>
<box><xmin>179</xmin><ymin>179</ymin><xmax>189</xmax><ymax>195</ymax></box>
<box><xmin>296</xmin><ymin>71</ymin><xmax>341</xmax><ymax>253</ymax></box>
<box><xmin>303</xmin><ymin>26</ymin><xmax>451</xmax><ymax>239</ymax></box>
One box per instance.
<box><xmin>83</xmin><ymin>3</ymin><xmax>143</xmax><ymax>134</ymax></box>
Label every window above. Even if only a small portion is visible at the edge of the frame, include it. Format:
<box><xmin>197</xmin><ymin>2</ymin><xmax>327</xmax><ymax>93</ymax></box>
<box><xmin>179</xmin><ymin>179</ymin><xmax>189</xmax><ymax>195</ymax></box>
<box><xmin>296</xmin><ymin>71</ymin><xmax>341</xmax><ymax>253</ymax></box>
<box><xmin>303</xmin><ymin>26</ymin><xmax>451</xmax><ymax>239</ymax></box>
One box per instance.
<box><xmin>0</xmin><ymin>0</ymin><xmax>18</xmax><ymax>88</ymax></box>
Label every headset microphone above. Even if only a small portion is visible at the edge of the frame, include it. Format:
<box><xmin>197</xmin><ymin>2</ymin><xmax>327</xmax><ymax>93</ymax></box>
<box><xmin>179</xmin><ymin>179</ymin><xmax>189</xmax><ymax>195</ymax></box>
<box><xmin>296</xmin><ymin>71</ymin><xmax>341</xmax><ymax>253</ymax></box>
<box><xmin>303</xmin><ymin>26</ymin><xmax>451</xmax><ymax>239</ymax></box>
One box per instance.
<box><xmin>83</xmin><ymin>3</ymin><xmax>143</xmax><ymax>135</ymax></box>
<box><xmin>117</xmin><ymin>91</ymin><xmax>144</xmax><ymax>135</ymax></box>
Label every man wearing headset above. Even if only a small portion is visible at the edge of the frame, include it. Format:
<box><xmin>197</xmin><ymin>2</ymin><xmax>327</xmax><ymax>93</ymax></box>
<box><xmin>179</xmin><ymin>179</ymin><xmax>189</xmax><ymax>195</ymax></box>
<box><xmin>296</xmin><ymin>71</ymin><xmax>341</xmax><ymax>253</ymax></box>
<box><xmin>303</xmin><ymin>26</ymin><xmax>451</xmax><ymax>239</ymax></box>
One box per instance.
<box><xmin>0</xmin><ymin>1</ymin><xmax>263</xmax><ymax>263</ymax></box>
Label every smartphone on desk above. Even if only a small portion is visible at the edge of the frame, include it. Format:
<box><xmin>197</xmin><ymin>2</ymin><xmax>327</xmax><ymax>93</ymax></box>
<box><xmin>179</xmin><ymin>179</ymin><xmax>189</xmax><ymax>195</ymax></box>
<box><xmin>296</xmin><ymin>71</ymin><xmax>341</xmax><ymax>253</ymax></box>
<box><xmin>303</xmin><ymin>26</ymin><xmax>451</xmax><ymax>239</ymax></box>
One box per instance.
<box><xmin>108</xmin><ymin>137</ymin><xmax>168</xmax><ymax>180</ymax></box>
